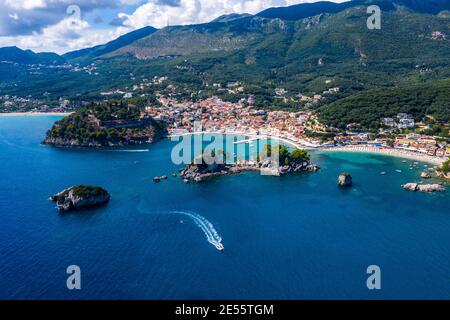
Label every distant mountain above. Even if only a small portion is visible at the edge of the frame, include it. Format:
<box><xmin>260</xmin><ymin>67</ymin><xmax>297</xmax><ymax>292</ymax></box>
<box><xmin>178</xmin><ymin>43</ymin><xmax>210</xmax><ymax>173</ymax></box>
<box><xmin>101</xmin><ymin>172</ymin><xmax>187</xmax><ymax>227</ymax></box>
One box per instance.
<box><xmin>63</xmin><ymin>26</ymin><xmax>157</xmax><ymax>61</ymax></box>
<box><xmin>106</xmin><ymin>0</ymin><xmax>449</xmax><ymax>61</ymax></box>
<box><xmin>388</xmin><ymin>0</ymin><xmax>450</xmax><ymax>14</ymax></box>
<box><xmin>257</xmin><ymin>0</ymin><xmax>360</xmax><ymax>20</ymax></box>
<box><xmin>0</xmin><ymin>46</ymin><xmax>64</xmax><ymax>65</ymax></box>
<box><xmin>211</xmin><ymin>13</ymin><xmax>252</xmax><ymax>23</ymax></box>
<box><xmin>257</xmin><ymin>0</ymin><xmax>450</xmax><ymax>20</ymax></box>
<box><xmin>105</xmin><ymin>1</ymin><xmax>449</xmax><ymax>65</ymax></box>
<box><xmin>103</xmin><ymin>18</ymin><xmax>265</xmax><ymax>60</ymax></box>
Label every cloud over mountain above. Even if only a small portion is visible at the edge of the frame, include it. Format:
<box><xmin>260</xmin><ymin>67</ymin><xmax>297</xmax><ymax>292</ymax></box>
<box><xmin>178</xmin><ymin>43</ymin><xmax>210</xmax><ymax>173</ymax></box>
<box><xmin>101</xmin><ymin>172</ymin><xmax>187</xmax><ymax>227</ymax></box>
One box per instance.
<box><xmin>0</xmin><ymin>0</ymin><xmax>345</xmax><ymax>53</ymax></box>
<box><xmin>119</xmin><ymin>0</ymin><xmax>337</xmax><ymax>29</ymax></box>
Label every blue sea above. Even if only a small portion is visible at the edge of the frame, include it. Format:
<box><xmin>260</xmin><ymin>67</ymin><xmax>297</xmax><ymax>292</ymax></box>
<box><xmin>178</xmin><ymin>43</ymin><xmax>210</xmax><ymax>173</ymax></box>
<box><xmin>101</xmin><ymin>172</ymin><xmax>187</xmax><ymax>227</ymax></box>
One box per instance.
<box><xmin>0</xmin><ymin>116</ymin><xmax>449</xmax><ymax>300</ymax></box>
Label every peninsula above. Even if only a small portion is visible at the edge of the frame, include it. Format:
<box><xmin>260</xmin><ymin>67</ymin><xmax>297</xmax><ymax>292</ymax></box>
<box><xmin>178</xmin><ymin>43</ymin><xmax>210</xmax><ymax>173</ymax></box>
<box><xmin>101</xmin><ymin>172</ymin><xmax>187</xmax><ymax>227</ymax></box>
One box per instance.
<box><xmin>44</xmin><ymin>101</ymin><xmax>167</xmax><ymax>147</ymax></box>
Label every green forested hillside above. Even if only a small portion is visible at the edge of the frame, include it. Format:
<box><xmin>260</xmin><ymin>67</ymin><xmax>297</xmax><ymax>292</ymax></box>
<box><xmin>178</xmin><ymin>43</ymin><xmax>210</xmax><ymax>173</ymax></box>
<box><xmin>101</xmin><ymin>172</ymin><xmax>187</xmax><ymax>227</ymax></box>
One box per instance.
<box><xmin>63</xmin><ymin>26</ymin><xmax>157</xmax><ymax>61</ymax></box>
<box><xmin>319</xmin><ymin>79</ymin><xmax>450</xmax><ymax>129</ymax></box>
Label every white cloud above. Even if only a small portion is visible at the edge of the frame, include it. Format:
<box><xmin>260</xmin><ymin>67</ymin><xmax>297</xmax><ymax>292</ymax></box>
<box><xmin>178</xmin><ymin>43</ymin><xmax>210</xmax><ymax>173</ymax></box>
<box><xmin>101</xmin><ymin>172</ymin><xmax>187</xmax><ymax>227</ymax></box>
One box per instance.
<box><xmin>0</xmin><ymin>0</ymin><xmax>122</xmax><ymax>37</ymax></box>
<box><xmin>0</xmin><ymin>17</ymin><xmax>125</xmax><ymax>54</ymax></box>
<box><xmin>4</xmin><ymin>0</ymin><xmax>47</xmax><ymax>10</ymax></box>
<box><xmin>120</xmin><ymin>0</ymin><xmax>329</xmax><ymax>29</ymax></box>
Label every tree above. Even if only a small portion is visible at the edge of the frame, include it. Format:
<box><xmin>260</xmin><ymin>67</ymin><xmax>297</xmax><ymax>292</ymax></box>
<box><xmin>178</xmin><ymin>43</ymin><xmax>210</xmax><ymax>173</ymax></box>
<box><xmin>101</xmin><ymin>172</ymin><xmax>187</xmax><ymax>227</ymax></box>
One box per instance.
<box><xmin>263</xmin><ymin>144</ymin><xmax>272</xmax><ymax>157</ymax></box>
<box><xmin>290</xmin><ymin>148</ymin><xmax>310</xmax><ymax>161</ymax></box>
<box><xmin>386</xmin><ymin>139</ymin><xmax>395</xmax><ymax>147</ymax></box>
<box><xmin>441</xmin><ymin>158</ymin><xmax>450</xmax><ymax>174</ymax></box>
<box><xmin>95</xmin><ymin>130</ymin><xmax>107</xmax><ymax>140</ymax></box>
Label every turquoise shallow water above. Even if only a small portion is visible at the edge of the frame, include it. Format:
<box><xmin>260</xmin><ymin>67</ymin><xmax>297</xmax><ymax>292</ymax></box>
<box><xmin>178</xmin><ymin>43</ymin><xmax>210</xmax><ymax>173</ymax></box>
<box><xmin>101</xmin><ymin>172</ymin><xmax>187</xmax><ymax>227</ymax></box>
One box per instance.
<box><xmin>0</xmin><ymin>116</ymin><xmax>449</xmax><ymax>299</ymax></box>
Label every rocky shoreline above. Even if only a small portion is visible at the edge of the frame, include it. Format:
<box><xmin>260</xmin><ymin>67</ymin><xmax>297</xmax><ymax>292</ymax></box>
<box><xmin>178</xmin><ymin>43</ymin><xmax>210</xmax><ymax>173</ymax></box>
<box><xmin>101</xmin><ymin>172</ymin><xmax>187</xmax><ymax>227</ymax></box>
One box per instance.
<box><xmin>403</xmin><ymin>183</ymin><xmax>445</xmax><ymax>193</ymax></box>
<box><xmin>44</xmin><ymin>134</ymin><xmax>165</xmax><ymax>148</ymax></box>
<box><xmin>437</xmin><ymin>172</ymin><xmax>450</xmax><ymax>181</ymax></box>
<box><xmin>179</xmin><ymin>157</ymin><xmax>319</xmax><ymax>183</ymax></box>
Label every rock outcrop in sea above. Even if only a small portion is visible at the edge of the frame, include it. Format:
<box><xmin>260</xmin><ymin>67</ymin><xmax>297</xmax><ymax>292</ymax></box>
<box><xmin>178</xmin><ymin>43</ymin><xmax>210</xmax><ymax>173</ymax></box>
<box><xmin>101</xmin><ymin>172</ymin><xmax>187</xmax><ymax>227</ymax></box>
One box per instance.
<box><xmin>338</xmin><ymin>173</ymin><xmax>353</xmax><ymax>187</ymax></box>
<box><xmin>153</xmin><ymin>176</ymin><xmax>168</xmax><ymax>183</ymax></box>
<box><xmin>179</xmin><ymin>161</ymin><xmax>253</xmax><ymax>183</ymax></box>
<box><xmin>403</xmin><ymin>183</ymin><xmax>445</xmax><ymax>193</ymax></box>
<box><xmin>50</xmin><ymin>185</ymin><xmax>111</xmax><ymax>212</ymax></box>
<box><xmin>420</xmin><ymin>171</ymin><xmax>432</xmax><ymax>179</ymax></box>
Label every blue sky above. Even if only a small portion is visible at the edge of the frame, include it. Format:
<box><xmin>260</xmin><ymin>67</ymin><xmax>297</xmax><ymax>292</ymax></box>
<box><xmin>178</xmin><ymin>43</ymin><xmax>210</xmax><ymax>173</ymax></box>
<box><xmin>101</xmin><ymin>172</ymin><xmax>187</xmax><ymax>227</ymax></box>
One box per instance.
<box><xmin>0</xmin><ymin>0</ymin><xmax>345</xmax><ymax>54</ymax></box>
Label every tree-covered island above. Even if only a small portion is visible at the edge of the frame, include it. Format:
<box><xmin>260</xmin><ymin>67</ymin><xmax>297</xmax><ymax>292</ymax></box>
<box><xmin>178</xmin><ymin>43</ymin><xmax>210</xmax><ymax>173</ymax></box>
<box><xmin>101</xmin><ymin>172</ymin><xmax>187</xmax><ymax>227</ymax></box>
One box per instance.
<box><xmin>50</xmin><ymin>185</ymin><xmax>111</xmax><ymax>212</ymax></box>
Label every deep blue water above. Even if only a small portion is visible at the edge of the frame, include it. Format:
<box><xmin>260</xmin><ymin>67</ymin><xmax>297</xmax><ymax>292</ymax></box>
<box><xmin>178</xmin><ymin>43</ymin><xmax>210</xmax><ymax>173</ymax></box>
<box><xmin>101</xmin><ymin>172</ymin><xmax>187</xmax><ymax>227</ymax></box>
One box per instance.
<box><xmin>0</xmin><ymin>116</ymin><xmax>449</xmax><ymax>300</ymax></box>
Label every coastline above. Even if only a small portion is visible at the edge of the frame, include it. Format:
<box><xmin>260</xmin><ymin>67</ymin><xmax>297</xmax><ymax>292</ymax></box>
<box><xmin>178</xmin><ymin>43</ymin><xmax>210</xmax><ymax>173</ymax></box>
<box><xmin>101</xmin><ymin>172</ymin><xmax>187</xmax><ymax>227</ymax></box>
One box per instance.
<box><xmin>0</xmin><ymin>112</ymin><xmax>73</xmax><ymax>117</ymax></box>
<box><xmin>321</xmin><ymin>146</ymin><xmax>446</xmax><ymax>165</ymax></box>
<box><xmin>170</xmin><ymin>132</ymin><xmax>446</xmax><ymax>165</ymax></box>
<box><xmin>169</xmin><ymin>131</ymin><xmax>317</xmax><ymax>149</ymax></box>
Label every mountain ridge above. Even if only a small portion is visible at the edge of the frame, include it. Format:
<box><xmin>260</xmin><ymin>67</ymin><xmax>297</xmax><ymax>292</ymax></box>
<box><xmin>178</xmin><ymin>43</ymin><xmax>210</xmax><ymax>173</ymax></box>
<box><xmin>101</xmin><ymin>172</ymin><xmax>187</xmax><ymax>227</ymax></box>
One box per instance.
<box><xmin>258</xmin><ymin>0</ymin><xmax>450</xmax><ymax>20</ymax></box>
<box><xmin>63</xmin><ymin>26</ymin><xmax>158</xmax><ymax>61</ymax></box>
<box><xmin>0</xmin><ymin>46</ymin><xmax>64</xmax><ymax>65</ymax></box>
<box><xmin>2</xmin><ymin>0</ymin><xmax>450</xmax><ymax>63</ymax></box>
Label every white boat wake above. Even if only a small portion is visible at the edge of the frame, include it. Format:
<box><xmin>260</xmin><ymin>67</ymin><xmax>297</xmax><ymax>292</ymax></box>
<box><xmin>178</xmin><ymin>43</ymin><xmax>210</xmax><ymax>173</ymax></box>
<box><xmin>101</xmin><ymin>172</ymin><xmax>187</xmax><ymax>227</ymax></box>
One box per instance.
<box><xmin>170</xmin><ymin>210</ymin><xmax>224</xmax><ymax>251</ymax></box>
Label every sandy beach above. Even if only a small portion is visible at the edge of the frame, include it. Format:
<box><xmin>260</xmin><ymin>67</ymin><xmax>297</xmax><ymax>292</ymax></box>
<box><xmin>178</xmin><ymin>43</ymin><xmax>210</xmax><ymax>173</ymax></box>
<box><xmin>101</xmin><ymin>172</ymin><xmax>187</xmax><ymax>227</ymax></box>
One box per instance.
<box><xmin>169</xmin><ymin>131</ymin><xmax>317</xmax><ymax>149</ymax></box>
<box><xmin>0</xmin><ymin>112</ymin><xmax>72</xmax><ymax>117</ymax></box>
<box><xmin>322</xmin><ymin>146</ymin><xmax>446</xmax><ymax>165</ymax></box>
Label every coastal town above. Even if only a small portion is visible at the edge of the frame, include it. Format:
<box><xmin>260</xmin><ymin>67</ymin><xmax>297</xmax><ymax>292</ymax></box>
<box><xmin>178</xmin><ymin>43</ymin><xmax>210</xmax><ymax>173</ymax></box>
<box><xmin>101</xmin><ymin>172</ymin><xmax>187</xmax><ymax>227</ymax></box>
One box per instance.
<box><xmin>0</xmin><ymin>94</ymin><xmax>73</xmax><ymax>114</ymax></box>
<box><xmin>142</xmin><ymin>94</ymin><xmax>450</xmax><ymax>164</ymax></box>
<box><xmin>146</xmin><ymin>96</ymin><xmax>324</xmax><ymax>146</ymax></box>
